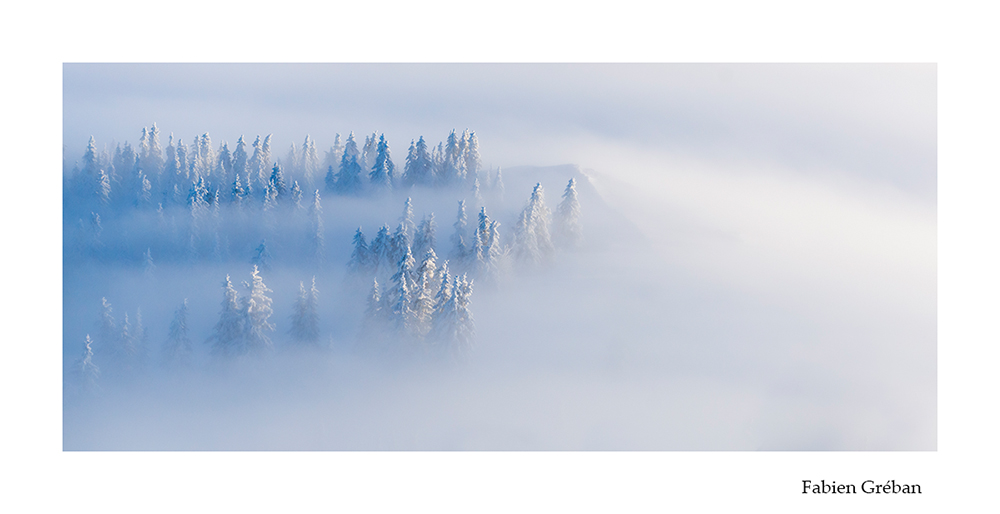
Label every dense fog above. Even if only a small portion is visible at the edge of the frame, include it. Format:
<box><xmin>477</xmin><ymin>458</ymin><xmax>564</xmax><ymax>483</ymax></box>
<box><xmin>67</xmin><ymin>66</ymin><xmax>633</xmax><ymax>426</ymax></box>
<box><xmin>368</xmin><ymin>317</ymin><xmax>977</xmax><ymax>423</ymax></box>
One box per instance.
<box><xmin>63</xmin><ymin>64</ymin><xmax>935</xmax><ymax>450</ymax></box>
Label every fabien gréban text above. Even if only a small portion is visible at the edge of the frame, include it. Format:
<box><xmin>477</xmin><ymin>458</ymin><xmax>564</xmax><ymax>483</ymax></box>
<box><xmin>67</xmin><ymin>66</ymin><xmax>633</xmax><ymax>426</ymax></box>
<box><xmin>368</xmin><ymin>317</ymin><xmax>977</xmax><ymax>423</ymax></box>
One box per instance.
<box><xmin>802</xmin><ymin>480</ymin><xmax>922</xmax><ymax>494</ymax></box>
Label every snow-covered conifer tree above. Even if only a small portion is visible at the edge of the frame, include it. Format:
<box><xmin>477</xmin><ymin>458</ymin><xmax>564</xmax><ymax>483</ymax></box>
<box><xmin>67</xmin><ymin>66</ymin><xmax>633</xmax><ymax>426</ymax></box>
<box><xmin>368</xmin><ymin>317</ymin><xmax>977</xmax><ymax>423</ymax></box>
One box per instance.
<box><xmin>369</xmin><ymin>225</ymin><xmax>392</xmax><ymax>276</ymax></box>
<box><xmin>389</xmin><ymin>247</ymin><xmax>416</xmax><ymax>334</ymax></box>
<box><xmin>464</xmin><ymin>131</ymin><xmax>482</xmax><ymax>188</ymax></box>
<box><xmin>217</xmin><ymin>141</ymin><xmax>232</xmax><ymax>183</ymax></box>
<box><xmin>430</xmin><ymin>274</ymin><xmax>475</xmax><ymax>357</ymax></box>
<box><xmin>335</xmin><ymin>133</ymin><xmax>363</xmax><ymax>194</ymax></box>
<box><xmin>361</xmin><ymin>132</ymin><xmax>378</xmax><ymax>172</ymax></box>
<box><xmin>301</xmin><ymin>135</ymin><xmax>320</xmax><ymax>190</ymax></box>
<box><xmin>449</xmin><ymin>200</ymin><xmax>469</xmax><ymax>266</ymax></box>
<box><xmin>141</xmin><ymin>123</ymin><xmax>164</xmax><ymax>177</ymax></box>
<box><xmin>248</xmin><ymin>135</ymin><xmax>267</xmax><ymax>195</ymax></box>
<box><xmin>163</xmin><ymin>299</ymin><xmax>192</xmax><ymax>366</ymax></box>
<box><xmin>348</xmin><ymin>227</ymin><xmax>372</xmax><ymax>275</ymax></box>
<box><xmin>442</xmin><ymin>130</ymin><xmax>464</xmax><ymax>184</ymax></box>
<box><xmin>415</xmin><ymin>248</ymin><xmax>439</xmax><ymax>293</ymax></box>
<box><xmin>323</xmin><ymin>133</ymin><xmax>344</xmax><ymax>172</ymax></box>
<box><xmin>175</xmin><ymin>138</ymin><xmax>190</xmax><ymax>190</ymax></box>
<box><xmin>512</xmin><ymin>183</ymin><xmax>554</xmax><ymax>266</ymax></box>
<box><xmin>411</xmin><ymin>269</ymin><xmax>434</xmax><ymax>338</ymax></box>
<box><xmin>289</xmin><ymin>277</ymin><xmax>320</xmax><ymax>346</ymax></box>
<box><xmin>231</xmin><ymin>136</ymin><xmax>249</xmax><ymax>197</ymax></box>
<box><xmin>194</xmin><ymin>133</ymin><xmax>215</xmax><ymax>182</ymax></box>
<box><xmin>290</xmin><ymin>180</ymin><xmax>303</xmax><ymax>209</ymax></box>
<box><xmin>243</xmin><ymin>265</ymin><xmax>275</xmax><ymax>354</ymax></box>
<box><xmin>369</xmin><ymin>134</ymin><xmax>394</xmax><ymax>192</ymax></box>
<box><xmin>251</xmin><ymin>240</ymin><xmax>272</xmax><ymax>270</ymax></box>
<box><xmin>470</xmin><ymin>177</ymin><xmax>483</xmax><ymax>207</ymax></box>
<box><xmin>269</xmin><ymin>163</ymin><xmax>287</xmax><ymax>200</ymax></box>
<box><xmin>399</xmin><ymin>197</ymin><xmax>415</xmax><ymax>240</ymax></box>
<box><xmin>231</xmin><ymin>172</ymin><xmax>246</xmax><ymax>207</ymax></box>
<box><xmin>493</xmin><ymin>167</ymin><xmax>505</xmax><ymax>202</ymax></box>
<box><xmin>309</xmin><ymin>190</ymin><xmax>324</xmax><ymax>265</ymax></box>
<box><xmin>210</xmin><ymin>276</ymin><xmax>244</xmax><ymax>357</ymax></box>
<box><xmin>389</xmin><ymin>223</ymin><xmax>411</xmax><ymax>269</ymax></box>
<box><xmin>136</xmin><ymin>172</ymin><xmax>152</xmax><ymax>207</ymax></box>
<box><xmin>554</xmin><ymin>177</ymin><xmax>582</xmax><ymax>248</ymax></box>
<box><xmin>431</xmin><ymin>142</ymin><xmax>445</xmax><ymax>184</ymax></box>
<box><xmin>142</xmin><ymin>248</ymin><xmax>155</xmax><ymax>277</ymax></box>
<box><xmin>77</xmin><ymin>335</ymin><xmax>101</xmax><ymax>392</ymax></box>
<box><xmin>324</xmin><ymin>165</ymin><xmax>337</xmax><ymax>193</ymax></box>
<box><xmin>360</xmin><ymin>278</ymin><xmax>385</xmax><ymax>344</ymax></box>
<box><xmin>96</xmin><ymin>168</ymin><xmax>111</xmax><ymax>205</ymax></box>
<box><xmin>81</xmin><ymin>136</ymin><xmax>100</xmax><ymax>180</ymax></box>
<box><xmin>412</xmin><ymin>213</ymin><xmax>437</xmax><ymax>263</ymax></box>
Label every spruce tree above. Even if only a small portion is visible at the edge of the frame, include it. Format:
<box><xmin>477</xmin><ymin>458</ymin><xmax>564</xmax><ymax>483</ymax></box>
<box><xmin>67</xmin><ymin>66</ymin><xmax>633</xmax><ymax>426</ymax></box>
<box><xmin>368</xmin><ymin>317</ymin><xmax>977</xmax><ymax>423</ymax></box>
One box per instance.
<box><xmin>251</xmin><ymin>240</ymin><xmax>272</xmax><ymax>271</ymax></box>
<box><xmin>554</xmin><ymin>177</ymin><xmax>582</xmax><ymax>248</ymax></box>
<box><xmin>77</xmin><ymin>335</ymin><xmax>101</xmax><ymax>392</ymax></box>
<box><xmin>210</xmin><ymin>275</ymin><xmax>244</xmax><ymax>357</ymax></box>
<box><xmin>513</xmin><ymin>183</ymin><xmax>554</xmax><ymax>266</ymax></box>
<box><xmin>163</xmin><ymin>299</ymin><xmax>193</xmax><ymax>366</ymax></box>
<box><xmin>399</xmin><ymin>197</ymin><xmax>415</xmax><ymax>240</ymax></box>
<box><xmin>289</xmin><ymin>277</ymin><xmax>320</xmax><ymax>346</ymax></box>
<box><xmin>348</xmin><ymin>227</ymin><xmax>372</xmax><ymax>274</ymax></box>
<box><xmin>389</xmin><ymin>247</ymin><xmax>417</xmax><ymax>334</ymax></box>
<box><xmin>323</xmin><ymin>133</ymin><xmax>344</xmax><ymax>172</ymax></box>
<box><xmin>335</xmin><ymin>133</ymin><xmax>363</xmax><ymax>194</ymax></box>
<box><xmin>464</xmin><ymin>130</ymin><xmax>482</xmax><ymax>189</ymax></box>
<box><xmin>232</xmin><ymin>136</ymin><xmax>249</xmax><ymax>196</ymax></box>
<box><xmin>412</xmin><ymin>213</ymin><xmax>437</xmax><ymax>259</ymax></box>
<box><xmin>301</xmin><ymin>135</ymin><xmax>320</xmax><ymax>190</ymax></box>
<box><xmin>309</xmin><ymin>190</ymin><xmax>324</xmax><ymax>265</ymax></box>
<box><xmin>450</xmin><ymin>200</ymin><xmax>469</xmax><ymax>267</ymax></box>
<box><xmin>369</xmin><ymin>225</ymin><xmax>392</xmax><ymax>276</ymax></box>
<box><xmin>368</xmin><ymin>134</ymin><xmax>394</xmax><ymax>192</ymax></box>
<box><xmin>243</xmin><ymin>265</ymin><xmax>275</xmax><ymax>354</ymax></box>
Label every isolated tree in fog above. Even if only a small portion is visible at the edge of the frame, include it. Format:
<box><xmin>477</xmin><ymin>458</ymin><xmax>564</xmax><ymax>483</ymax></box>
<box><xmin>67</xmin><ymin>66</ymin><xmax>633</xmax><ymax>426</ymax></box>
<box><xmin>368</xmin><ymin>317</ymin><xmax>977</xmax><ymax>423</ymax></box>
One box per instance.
<box><xmin>554</xmin><ymin>178</ymin><xmax>582</xmax><ymax>248</ymax></box>
<box><xmin>243</xmin><ymin>265</ymin><xmax>275</xmax><ymax>353</ymax></box>
<box><xmin>77</xmin><ymin>335</ymin><xmax>100</xmax><ymax>391</ymax></box>
<box><xmin>289</xmin><ymin>277</ymin><xmax>320</xmax><ymax>346</ymax></box>
<box><xmin>163</xmin><ymin>299</ymin><xmax>192</xmax><ymax>366</ymax></box>
<box><xmin>251</xmin><ymin>240</ymin><xmax>272</xmax><ymax>271</ymax></box>
<box><xmin>210</xmin><ymin>276</ymin><xmax>244</xmax><ymax>356</ymax></box>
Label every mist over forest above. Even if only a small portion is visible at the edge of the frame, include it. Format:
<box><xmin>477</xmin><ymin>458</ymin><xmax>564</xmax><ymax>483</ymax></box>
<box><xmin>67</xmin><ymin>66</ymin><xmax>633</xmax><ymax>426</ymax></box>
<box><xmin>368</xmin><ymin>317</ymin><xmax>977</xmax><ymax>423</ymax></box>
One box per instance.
<box><xmin>63</xmin><ymin>64</ymin><xmax>935</xmax><ymax>450</ymax></box>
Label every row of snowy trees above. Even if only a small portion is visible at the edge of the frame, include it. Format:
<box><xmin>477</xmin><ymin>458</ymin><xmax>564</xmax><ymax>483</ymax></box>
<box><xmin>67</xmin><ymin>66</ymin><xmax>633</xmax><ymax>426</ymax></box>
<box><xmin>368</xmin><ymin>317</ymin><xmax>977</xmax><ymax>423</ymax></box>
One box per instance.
<box><xmin>67</xmin><ymin>126</ymin><xmax>494</xmax><ymax>218</ymax></box>
<box><xmin>348</xmin><ymin>178</ymin><xmax>581</xmax><ymax>283</ymax></box>
<box><xmin>75</xmin><ymin>267</ymin><xmax>319</xmax><ymax>389</ymax></box>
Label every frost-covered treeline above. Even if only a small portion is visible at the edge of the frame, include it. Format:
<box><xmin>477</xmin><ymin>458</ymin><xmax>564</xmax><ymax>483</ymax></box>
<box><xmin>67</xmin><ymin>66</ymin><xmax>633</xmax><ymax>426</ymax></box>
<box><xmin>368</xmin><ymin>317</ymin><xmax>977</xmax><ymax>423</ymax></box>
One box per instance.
<box><xmin>64</xmin><ymin>125</ymin><xmax>583</xmax><ymax>393</ymax></box>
